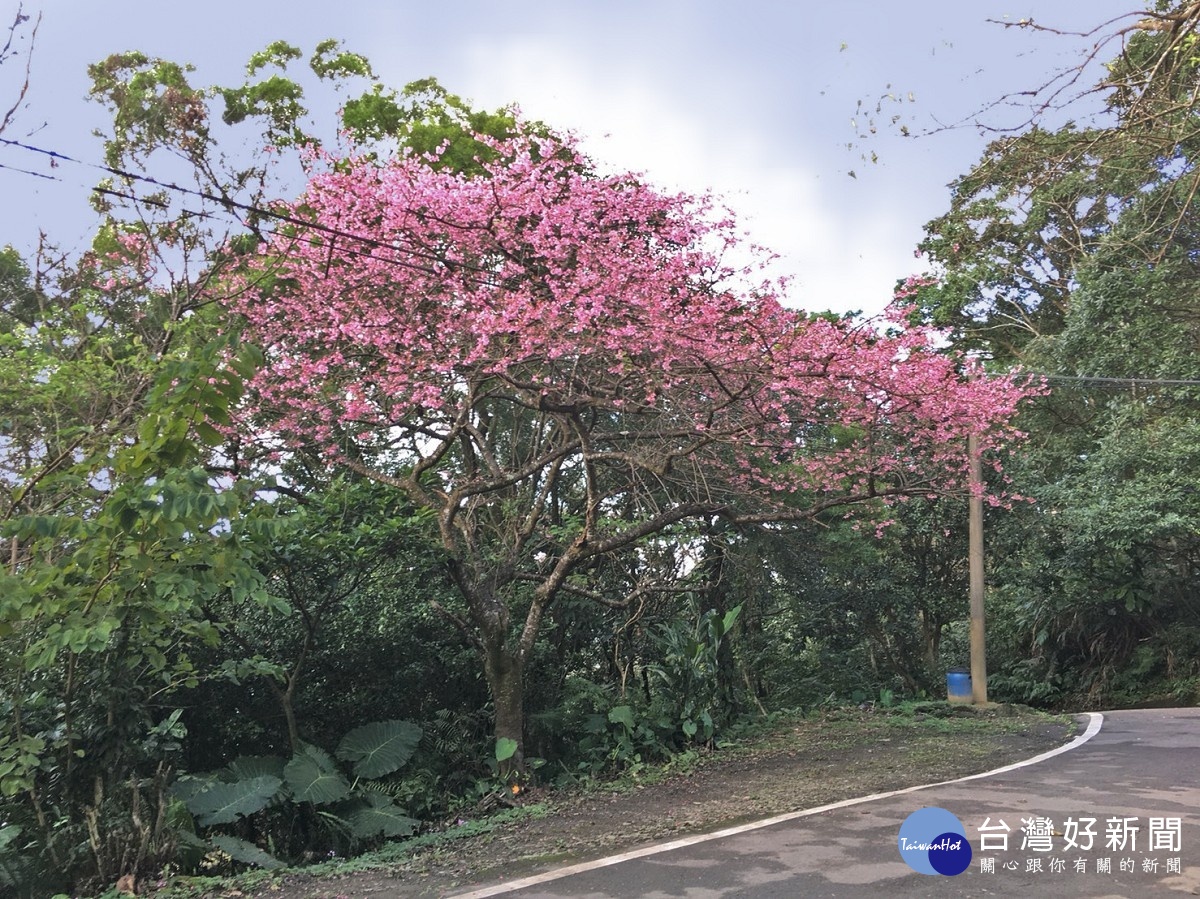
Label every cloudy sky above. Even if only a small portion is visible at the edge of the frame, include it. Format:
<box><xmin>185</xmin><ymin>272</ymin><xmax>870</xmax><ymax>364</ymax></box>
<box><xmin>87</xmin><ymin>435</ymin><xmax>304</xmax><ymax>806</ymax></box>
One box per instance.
<box><xmin>2</xmin><ymin>1</ymin><xmax>1139</xmax><ymax>315</ymax></box>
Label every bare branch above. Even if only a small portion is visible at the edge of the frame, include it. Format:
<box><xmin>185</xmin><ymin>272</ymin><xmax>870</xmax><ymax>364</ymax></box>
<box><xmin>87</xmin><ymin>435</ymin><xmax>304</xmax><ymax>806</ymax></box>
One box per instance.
<box><xmin>0</xmin><ymin>4</ymin><xmax>40</xmax><ymax>136</ymax></box>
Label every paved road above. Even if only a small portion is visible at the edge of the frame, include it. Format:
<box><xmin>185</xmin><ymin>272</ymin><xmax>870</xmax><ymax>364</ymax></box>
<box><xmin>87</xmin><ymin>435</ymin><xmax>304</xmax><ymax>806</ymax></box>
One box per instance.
<box><xmin>453</xmin><ymin>708</ymin><xmax>1200</xmax><ymax>898</ymax></box>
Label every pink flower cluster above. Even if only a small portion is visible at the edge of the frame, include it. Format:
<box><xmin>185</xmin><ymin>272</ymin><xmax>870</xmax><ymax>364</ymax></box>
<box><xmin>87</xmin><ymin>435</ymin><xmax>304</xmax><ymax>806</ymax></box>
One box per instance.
<box><xmin>892</xmin><ymin>273</ymin><xmax>940</xmax><ymax>301</ymax></box>
<box><xmin>229</xmin><ymin>132</ymin><xmax>1035</xmax><ymax>514</ymax></box>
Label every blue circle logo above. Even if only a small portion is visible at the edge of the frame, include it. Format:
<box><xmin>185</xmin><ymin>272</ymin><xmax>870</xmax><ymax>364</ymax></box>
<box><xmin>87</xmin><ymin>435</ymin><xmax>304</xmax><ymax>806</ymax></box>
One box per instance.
<box><xmin>898</xmin><ymin>807</ymin><xmax>972</xmax><ymax>876</ymax></box>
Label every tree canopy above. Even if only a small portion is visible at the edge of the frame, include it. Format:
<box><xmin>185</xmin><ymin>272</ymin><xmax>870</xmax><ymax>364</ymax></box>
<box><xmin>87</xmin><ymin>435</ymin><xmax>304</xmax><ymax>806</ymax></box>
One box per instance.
<box><xmin>228</xmin><ymin>129</ymin><xmax>1034</xmax><ymax>764</ymax></box>
<box><xmin>903</xmin><ymin>0</ymin><xmax>1200</xmax><ymax>704</ymax></box>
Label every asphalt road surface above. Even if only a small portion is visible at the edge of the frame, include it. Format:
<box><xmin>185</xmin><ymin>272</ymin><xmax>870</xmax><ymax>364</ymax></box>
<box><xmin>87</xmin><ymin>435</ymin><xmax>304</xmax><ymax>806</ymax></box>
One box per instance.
<box><xmin>452</xmin><ymin>708</ymin><xmax>1200</xmax><ymax>898</ymax></box>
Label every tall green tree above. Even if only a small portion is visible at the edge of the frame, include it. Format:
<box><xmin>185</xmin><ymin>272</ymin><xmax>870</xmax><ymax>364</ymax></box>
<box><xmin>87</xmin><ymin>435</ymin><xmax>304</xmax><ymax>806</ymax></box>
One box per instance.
<box><xmin>1</xmin><ymin>40</ymin><xmax>539</xmax><ymax>891</ymax></box>
<box><xmin>0</xmin><ymin>238</ymin><xmax>273</xmax><ymax>891</ymax></box>
<box><xmin>907</xmin><ymin>1</ymin><xmax>1200</xmax><ymax>704</ymax></box>
<box><xmin>0</xmin><ymin>40</ymin><xmax>385</xmax><ymax>891</ymax></box>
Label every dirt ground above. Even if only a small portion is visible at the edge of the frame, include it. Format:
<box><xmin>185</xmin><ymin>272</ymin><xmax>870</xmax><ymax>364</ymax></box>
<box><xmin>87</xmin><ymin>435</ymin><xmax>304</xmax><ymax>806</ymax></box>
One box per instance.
<box><xmin>202</xmin><ymin>705</ymin><xmax>1074</xmax><ymax>899</ymax></box>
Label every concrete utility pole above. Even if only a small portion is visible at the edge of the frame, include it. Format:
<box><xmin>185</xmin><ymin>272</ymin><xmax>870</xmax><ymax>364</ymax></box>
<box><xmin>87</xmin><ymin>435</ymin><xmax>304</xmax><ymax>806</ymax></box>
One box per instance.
<box><xmin>968</xmin><ymin>433</ymin><xmax>989</xmax><ymax>704</ymax></box>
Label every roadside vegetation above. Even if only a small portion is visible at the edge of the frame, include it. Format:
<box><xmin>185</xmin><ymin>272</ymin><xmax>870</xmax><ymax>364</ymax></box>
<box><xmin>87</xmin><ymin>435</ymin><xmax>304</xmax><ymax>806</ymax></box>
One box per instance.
<box><xmin>143</xmin><ymin>703</ymin><xmax>1075</xmax><ymax>899</ymax></box>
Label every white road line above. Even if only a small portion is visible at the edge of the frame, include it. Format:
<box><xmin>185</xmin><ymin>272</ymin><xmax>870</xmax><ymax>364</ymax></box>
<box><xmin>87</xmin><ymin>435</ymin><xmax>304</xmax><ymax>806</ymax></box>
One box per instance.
<box><xmin>449</xmin><ymin>712</ymin><xmax>1104</xmax><ymax>898</ymax></box>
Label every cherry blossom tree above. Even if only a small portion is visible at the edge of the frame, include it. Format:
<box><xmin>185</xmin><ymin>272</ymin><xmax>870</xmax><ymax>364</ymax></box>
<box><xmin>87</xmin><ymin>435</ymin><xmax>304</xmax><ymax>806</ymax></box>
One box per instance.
<box><xmin>229</xmin><ymin>132</ymin><xmax>1033</xmax><ymax>766</ymax></box>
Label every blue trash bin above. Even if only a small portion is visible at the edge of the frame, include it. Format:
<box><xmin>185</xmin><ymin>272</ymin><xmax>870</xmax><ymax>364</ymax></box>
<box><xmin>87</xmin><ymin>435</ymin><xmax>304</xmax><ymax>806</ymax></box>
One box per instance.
<box><xmin>946</xmin><ymin>667</ymin><xmax>972</xmax><ymax>704</ymax></box>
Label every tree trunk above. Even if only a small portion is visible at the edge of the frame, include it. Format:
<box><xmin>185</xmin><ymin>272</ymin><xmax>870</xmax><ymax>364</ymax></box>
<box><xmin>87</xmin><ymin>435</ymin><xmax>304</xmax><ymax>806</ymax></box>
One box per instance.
<box><xmin>483</xmin><ymin>636</ymin><xmax>526</xmax><ymax>777</ymax></box>
<box><xmin>919</xmin><ymin>612</ymin><xmax>943</xmax><ymax>671</ymax></box>
<box><xmin>701</xmin><ymin>523</ymin><xmax>740</xmax><ymax>723</ymax></box>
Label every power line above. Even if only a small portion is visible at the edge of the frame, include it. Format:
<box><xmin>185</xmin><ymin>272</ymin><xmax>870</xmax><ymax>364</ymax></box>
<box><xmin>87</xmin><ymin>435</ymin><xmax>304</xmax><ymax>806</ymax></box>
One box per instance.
<box><xmin>8</xmin><ymin>136</ymin><xmax>1200</xmax><ymax>393</ymax></box>
<box><xmin>90</xmin><ymin>182</ymin><xmax>483</xmax><ymax>286</ymax></box>
<box><xmin>987</xmin><ymin>371</ymin><xmax>1200</xmax><ymax>387</ymax></box>
<box><xmin>0</xmin><ymin>135</ymin><xmax>470</xmax><ymax>278</ymax></box>
<box><xmin>1042</xmin><ymin>374</ymin><xmax>1200</xmax><ymax>386</ymax></box>
<box><xmin>0</xmin><ymin>158</ymin><xmax>57</xmax><ymax>181</ymax></box>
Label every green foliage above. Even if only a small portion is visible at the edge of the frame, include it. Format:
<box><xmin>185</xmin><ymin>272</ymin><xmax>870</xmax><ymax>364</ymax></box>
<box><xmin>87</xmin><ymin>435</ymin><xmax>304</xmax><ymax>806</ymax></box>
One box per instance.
<box><xmin>3</xmin><ymin>34</ymin><xmax>546</xmax><ymax>896</ymax></box>
<box><xmin>220</xmin><ymin>75</ymin><xmax>307</xmax><ymax>138</ymax></box>
<box><xmin>341</xmin><ymin>78</ymin><xmax>522</xmax><ymax>171</ymax></box>
<box><xmin>0</xmin><ymin>244</ymin><xmax>281</xmax><ymax>889</ymax></box>
<box><xmin>587</xmin><ymin>705</ymin><xmax>665</xmax><ymax>775</ymax></box>
<box><xmin>309</xmin><ymin>39</ymin><xmax>373</xmax><ymax>80</ymax></box>
<box><xmin>385</xmin><ymin>707</ymin><xmax>492</xmax><ymax>818</ymax></box>
<box><xmin>338</xmin><ymin>794</ymin><xmax>413</xmax><ymax>840</ymax></box>
<box><xmin>209</xmin><ymin>834</ymin><xmax>285</xmax><ymax>871</ymax></box>
<box><xmin>176</xmin><ymin>476</ymin><xmax>449</xmax><ymax>768</ymax></box>
<box><xmin>648</xmin><ymin>605</ymin><xmax>742</xmax><ymax>745</ymax></box>
<box><xmin>338</xmin><ymin>720</ymin><xmax>422</xmax><ymax>780</ymax></box>
<box><xmin>87</xmin><ymin>52</ymin><xmax>209</xmax><ymax>168</ymax></box>
<box><xmin>494</xmin><ymin>737</ymin><xmax>519</xmax><ymax>764</ymax></box>
<box><xmin>227</xmin><ymin>755</ymin><xmax>287</xmax><ymax>782</ymax></box>
<box><xmin>0</xmin><ymin>824</ymin><xmax>32</xmax><ymax>893</ymax></box>
<box><xmin>186</xmin><ymin>775</ymin><xmax>283</xmax><ymax>827</ymax></box>
<box><xmin>607</xmin><ymin>705</ymin><xmax>636</xmax><ymax>730</ymax></box>
<box><xmin>1</xmin><ymin>330</ymin><xmax>274</xmax><ymax>675</ymax></box>
<box><xmin>0</xmin><ymin>734</ymin><xmax>44</xmax><ymax>799</ymax></box>
<box><xmin>246</xmin><ymin>41</ymin><xmax>304</xmax><ymax>76</ymax></box>
<box><xmin>178</xmin><ymin>721</ymin><xmax>423</xmax><ymax>870</ymax></box>
<box><xmin>284</xmin><ymin>744</ymin><xmax>351</xmax><ymax>804</ymax></box>
<box><xmin>908</xmin><ymin>4</ymin><xmax>1200</xmax><ymax>707</ymax></box>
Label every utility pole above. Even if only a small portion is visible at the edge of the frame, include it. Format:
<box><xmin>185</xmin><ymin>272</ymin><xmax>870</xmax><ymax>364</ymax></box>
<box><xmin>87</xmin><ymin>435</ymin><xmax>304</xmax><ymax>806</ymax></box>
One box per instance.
<box><xmin>968</xmin><ymin>433</ymin><xmax>989</xmax><ymax>704</ymax></box>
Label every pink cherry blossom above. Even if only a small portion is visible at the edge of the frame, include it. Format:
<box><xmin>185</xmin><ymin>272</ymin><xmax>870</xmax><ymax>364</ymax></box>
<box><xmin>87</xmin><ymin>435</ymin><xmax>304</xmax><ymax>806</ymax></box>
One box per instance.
<box><xmin>228</xmin><ymin>132</ymin><xmax>1035</xmax><ymax>522</ymax></box>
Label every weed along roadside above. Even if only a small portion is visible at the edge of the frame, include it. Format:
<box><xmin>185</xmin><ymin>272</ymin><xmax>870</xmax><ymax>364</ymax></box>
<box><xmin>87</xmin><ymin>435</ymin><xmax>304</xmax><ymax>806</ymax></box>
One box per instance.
<box><xmin>148</xmin><ymin>704</ymin><xmax>1073</xmax><ymax>899</ymax></box>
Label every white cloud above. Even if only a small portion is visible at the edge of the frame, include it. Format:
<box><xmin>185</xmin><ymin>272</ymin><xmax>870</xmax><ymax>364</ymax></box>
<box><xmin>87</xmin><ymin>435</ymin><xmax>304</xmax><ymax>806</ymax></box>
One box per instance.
<box><xmin>436</xmin><ymin>35</ymin><xmax>910</xmax><ymax>315</ymax></box>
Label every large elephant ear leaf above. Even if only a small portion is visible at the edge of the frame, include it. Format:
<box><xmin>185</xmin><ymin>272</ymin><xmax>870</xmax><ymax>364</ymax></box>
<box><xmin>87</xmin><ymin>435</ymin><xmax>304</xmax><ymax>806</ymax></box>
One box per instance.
<box><xmin>209</xmin><ymin>834</ymin><xmax>286</xmax><ymax>870</ymax></box>
<box><xmin>335</xmin><ymin>720</ymin><xmax>422</xmax><ymax>779</ymax></box>
<box><xmin>227</xmin><ymin>755</ymin><xmax>286</xmax><ymax>783</ymax></box>
<box><xmin>185</xmin><ymin>775</ymin><xmax>282</xmax><ymax>827</ymax></box>
<box><xmin>346</xmin><ymin>791</ymin><xmax>419</xmax><ymax>838</ymax></box>
<box><xmin>284</xmin><ymin>744</ymin><xmax>351</xmax><ymax>804</ymax></box>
